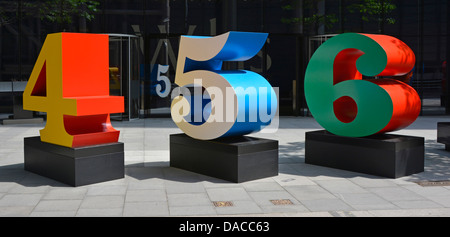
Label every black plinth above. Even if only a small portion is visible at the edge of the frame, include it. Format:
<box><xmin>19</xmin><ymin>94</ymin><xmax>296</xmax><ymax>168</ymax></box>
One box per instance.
<box><xmin>170</xmin><ymin>133</ymin><xmax>278</xmax><ymax>183</ymax></box>
<box><xmin>24</xmin><ymin>136</ymin><xmax>124</xmax><ymax>186</ymax></box>
<box><xmin>437</xmin><ymin>122</ymin><xmax>450</xmax><ymax>150</ymax></box>
<box><xmin>305</xmin><ymin>130</ymin><xmax>424</xmax><ymax>179</ymax></box>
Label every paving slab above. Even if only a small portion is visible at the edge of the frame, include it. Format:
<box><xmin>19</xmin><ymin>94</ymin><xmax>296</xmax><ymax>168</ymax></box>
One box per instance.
<box><xmin>0</xmin><ymin>116</ymin><xmax>450</xmax><ymax>217</ymax></box>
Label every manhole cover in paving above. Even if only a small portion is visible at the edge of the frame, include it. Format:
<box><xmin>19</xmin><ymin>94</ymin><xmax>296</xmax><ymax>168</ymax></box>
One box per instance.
<box><xmin>213</xmin><ymin>201</ymin><xmax>233</xmax><ymax>207</ymax></box>
<box><xmin>270</xmin><ymin>199</ymin><xmax>294</xmax><ymax>205</ymax></box>
<box><xmin>416</xmin><ymin>181</ymin><xmax>450</xmax><ymax>187</ymax></box>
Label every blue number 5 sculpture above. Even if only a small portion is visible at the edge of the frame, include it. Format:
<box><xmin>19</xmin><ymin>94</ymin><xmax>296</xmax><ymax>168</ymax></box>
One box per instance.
<box><xmin>171</xmin><ymin>31</ymin><xmax>277</xmax><ymax>140</ymax></box>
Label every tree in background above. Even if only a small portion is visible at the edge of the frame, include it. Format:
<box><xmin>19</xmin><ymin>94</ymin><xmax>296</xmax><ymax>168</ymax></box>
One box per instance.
<box><xmin>38</xmin><ymin>0</ymin><xmax>99</xmax><ymax>25</ymax></box>
<box><xmin>348</xmin><ymin>0</ymin><xmax>397</xmax><ymax>33</ymax></box>
<box><xmin>0</xmin><ymin>0</ymin><xmax>99</xmax><ymax>32</ymax></box>
<box><xmin>37</xmin><ymin>0</ymin><xmax>100</xmax><ymax>32</ymax></box>
<box><xmin>281</xmin><ymin>0</ymin><xmax>338</xmax><ymax>35</ymax></box>
<box><xmin>281</xmin><ymin>0</ymin><xmax>397</xmax><ymax>35</ymax></box>
<box><xmin>0</xmin><ymin>1</ymin><xmax>18</xmax><ymax>28</ymax></box>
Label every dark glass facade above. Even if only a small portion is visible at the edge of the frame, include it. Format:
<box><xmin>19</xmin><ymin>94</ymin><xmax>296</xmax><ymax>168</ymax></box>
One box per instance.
<box><xmin>1</xmin><ymin>0</ymin><xmax>449</xmax><ymax>118</ymax></box>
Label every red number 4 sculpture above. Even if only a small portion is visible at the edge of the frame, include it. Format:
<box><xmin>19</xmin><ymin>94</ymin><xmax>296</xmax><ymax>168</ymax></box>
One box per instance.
<box><xmin>23</xmin><ymin>33</ymin><xmax>124</xmax><ymax>148</ymax></box>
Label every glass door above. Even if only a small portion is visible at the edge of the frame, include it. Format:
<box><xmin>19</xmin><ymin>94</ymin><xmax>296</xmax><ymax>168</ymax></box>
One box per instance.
<box><xmin>109</xmin><ymin>34</ymin><xmax>142</xmax><ymax>120</ymax></box>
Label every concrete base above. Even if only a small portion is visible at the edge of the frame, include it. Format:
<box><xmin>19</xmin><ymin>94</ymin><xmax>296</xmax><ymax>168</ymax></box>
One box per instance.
<box><xmin>170</xmin><ymin>133</ymin><xmax>278</xmax><ymax>183</ymax></box>
<box><xmin>24</xmin><ymin>136</ymin><xmax>124</xmax><ymax>186</ymax></box>
<box><xmin>305</xmin><ymin>130</ymin><xmax>424</xmax><ymax>178</ymax></box>
<box><xmin>437</xmin><ymin>122</ymin><xmax>450</xmax><ymax>150</ymax></box>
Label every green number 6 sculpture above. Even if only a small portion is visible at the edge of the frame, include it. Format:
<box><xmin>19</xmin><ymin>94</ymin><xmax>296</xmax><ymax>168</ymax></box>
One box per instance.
<box><xmin>304</xmin><ymin>33</ymin><xmax>421</xmax><ymax>137</ymax></box>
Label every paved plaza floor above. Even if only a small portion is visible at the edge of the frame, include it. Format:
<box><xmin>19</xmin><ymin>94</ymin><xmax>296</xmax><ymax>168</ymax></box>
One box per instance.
<box><xmin>1</xmin><ymin>116</ymin><xmax>450</xmax><ymax>217</ymax></box>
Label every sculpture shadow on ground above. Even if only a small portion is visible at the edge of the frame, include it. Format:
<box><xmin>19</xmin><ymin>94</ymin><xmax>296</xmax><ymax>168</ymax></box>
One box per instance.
<box><xmin>2</xmin><ymin>138</ymin><xmax>449</xmax><ymax>186</ymax></box>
